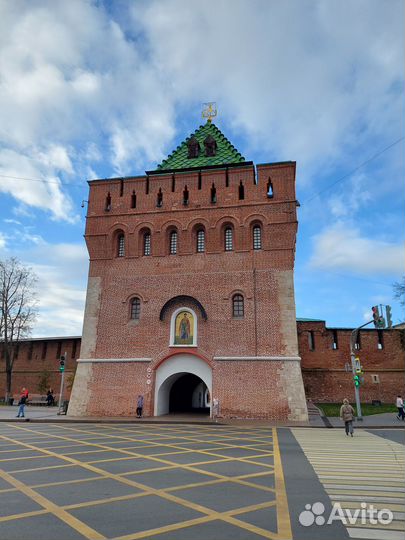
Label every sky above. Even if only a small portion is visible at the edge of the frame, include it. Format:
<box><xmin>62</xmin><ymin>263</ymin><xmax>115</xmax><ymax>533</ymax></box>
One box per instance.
<box><xmin>0</xmin><ymin>0</ymin><xmax>404</xmax><ymax>337</ymax></box>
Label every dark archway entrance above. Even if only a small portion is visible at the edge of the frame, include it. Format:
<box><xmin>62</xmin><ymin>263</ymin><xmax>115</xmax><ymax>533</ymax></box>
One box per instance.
<box><xmin>169</xmin><ymin>373</ymin><xmax>209</xmax><ymax>414</ymax></box>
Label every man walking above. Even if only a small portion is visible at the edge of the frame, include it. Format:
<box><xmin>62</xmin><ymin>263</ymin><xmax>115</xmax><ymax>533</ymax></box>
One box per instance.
<box><xmin>396</xmin><ymin>395</ymin><xmax>405</xmax><ymax>420</ymax></box>
<box><xmin>16</xmin><ymin>393</ymin><xmax>27</xmax><ymax>418</ymax></box>
<box><xmin>136</xmin><ymin>395</ymin><xmax>144</xmax><ymax>418</ymax></box>
<box><xmin>340</xmin><ymin>398</ymin><xmax>355</xmax><ymax>437</ymax></box>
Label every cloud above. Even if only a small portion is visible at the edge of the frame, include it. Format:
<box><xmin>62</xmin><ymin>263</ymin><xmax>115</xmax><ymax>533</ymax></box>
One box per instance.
<box><xmin>132</xmin><ymin>0</ymin><xmax>404</xmax><ymax>180</ymax></box>
<box><xmin>310</xmin><ymin>224</ymin><xmax>404</xmax><ymax>274</ymax></box>
<box><xmin>0</xmin><ymin>232</ymin><xmax>88</xmax><ymax>337</ymax></box>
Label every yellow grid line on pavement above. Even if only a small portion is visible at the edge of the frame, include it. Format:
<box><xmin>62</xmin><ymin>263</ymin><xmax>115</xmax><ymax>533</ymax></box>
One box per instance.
<box><xmin>0</xmin><ymin>423</ymin><xmax>289</xmax><ymax>540</ymax></box>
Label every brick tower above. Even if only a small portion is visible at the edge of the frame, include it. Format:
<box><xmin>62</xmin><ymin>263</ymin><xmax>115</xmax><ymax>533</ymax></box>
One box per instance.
<box><xmin>68</xmin><ymin>122</ymin><xmax>308</xmax><ymax>421</ymax></box>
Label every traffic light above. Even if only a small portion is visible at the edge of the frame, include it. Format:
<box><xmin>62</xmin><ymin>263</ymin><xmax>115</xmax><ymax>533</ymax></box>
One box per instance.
<box><xmin>386</xmin><ymin>305</ymin><xmax>393</xmax><ymax>328</ymax></box>
<box><xmin>353</xmin><ymin>374</ymin><xmax>360</xmax><ymax>387</ymax></box>
<box><xmin>371</xmin><ymin>306</ymin><xmax>385</xmax><ymax>328</ymax></box>
<box><xmin>59</xmin><ymin>355</ymin><xmax>66</xmax><ymax>372</ymax></box>
<box><xmin>372</xmin><ymin>306</ymin><xmax>379</xmax><ymax>327</ymax></box>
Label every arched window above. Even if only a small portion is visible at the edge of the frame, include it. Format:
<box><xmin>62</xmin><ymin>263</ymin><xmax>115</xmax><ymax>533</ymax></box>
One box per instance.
<box><xmin>130</xmin><ymin>297</ymin><xmax>141</xmax><ymax>320</ymax></box>
<box><xmin>143</xmin><ymin>232</ymin><xmax>151</xmax><ymax>256</ymax></box>
<box><xmin>224</xmin><ymin>227</ymin><xmax>233</xmax><ymax>251</ymax></box>
<box><xmin>197</xmin><ymin>229</ymin><xmax>205</xmax><ymax>253</ymax></box>
<box><xmin>253</xmin><ymin>225</ymin><xmax>262</xmax><ymax>250</ymax></box>
<box><xmin>117</xmin><ymin>234</ymin><xmax>125</xmax><ymax>257</ymax></box>
<box><xmin>232</xmin><ymin>294</ymin><xmax>244</xmax><ymax>318</ymax></box>
<box><xmin>170</xmin><ymin>231</ymin><xmax>178</xmax><ymax>255</ymax></box>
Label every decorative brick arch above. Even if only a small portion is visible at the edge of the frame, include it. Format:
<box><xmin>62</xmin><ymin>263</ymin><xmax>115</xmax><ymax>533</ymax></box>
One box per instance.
<box><xmin>159</xmin><ymin>295</ymin><xmax>208</xmax><ymax>321</ymax></box>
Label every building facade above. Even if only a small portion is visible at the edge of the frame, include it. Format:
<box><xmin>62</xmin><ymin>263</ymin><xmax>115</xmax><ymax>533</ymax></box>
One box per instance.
<box><xmin>67</xmin><ymin>122</ymin><xmax>308</xmax><ymax>420</ymax></box>
<box><xmin>3</xmin><ymin>322</ymin><xmax>404</xmax><ymax>406</ymax></box>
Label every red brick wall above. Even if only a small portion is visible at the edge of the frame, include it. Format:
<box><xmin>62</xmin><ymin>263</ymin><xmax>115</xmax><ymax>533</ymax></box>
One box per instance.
<box><xmin>298</xmin><ymin>321</ymin><xmax>405</xmax><ymax>403</ymax></box>
<box><xmin>0</xmin><ymin>338</ymin><xmax>80</xmax><ymax>399</ymax></box>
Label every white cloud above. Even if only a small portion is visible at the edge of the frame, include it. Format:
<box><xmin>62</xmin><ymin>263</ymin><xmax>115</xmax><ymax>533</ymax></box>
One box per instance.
<box><xmin>310</xmin><ymin>224</ymin><xmax>404</xmax><ymax>274</ymax></box>
<box><xmin>0</xmin><ymin>232</ymin><xmax>88</xmax><ymax>337</ymax></box>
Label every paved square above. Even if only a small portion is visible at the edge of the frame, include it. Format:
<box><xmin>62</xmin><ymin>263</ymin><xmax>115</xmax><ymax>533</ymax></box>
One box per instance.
<box><xmin>0</xmin><ymin>423</ymin><xmax>289</xmax><ymax>540</ymax></box>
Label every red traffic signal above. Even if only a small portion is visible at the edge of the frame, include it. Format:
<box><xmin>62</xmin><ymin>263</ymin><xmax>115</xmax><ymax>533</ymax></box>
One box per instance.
<box><xmin>372</xmin><ymin>306</ymin><xmax>379</xmax><ymax>326</ymax></box>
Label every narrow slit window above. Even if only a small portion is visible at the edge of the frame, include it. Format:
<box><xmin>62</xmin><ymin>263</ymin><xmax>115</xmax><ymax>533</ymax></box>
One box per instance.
<box><xmin>238</xmin><ymin>181</ymin><xmax>245</xmax><ymax>200</ymax></box>
<box><xmin>332</xmin><ymin>330</ymin><xmax>338</xmax><ymax>350</ymax></box>
<box><xmin>157</xmin><ymin>188</ymin><xmax>163</xmax><ymax>207</ymax></box>
<box><xmin>183</xmin><ymin>186</ymin><xmax>189</xmax><ymax>206</ymax></box>
<box><xmin>171</xmin><ymin>174</ymin><xmax>175</xmax><ymax>192</ymax></box>
<box><xmin>197</xmin><ymin>230</ymin><xmax>205</xmax><ymax>252</ymax></box>
<box><xmin>253</xmin><ymin>225</ymin><xmax>262</xmax><ymax>250</ymax></box>
<box><xmin>210</xmin><ymin>183</ymin><xmax>217</xmax><ymax>203</ymax></box>
<box><xmin>131</xmin><ymin>191</ymin><xmax>136</xmax><ymax>209</ymax></box>
<box><xmin>145</xmin><ymin>177</ymin><xmax>149</xmax><ymax>194</ymax></box>
<box><xmin>130</xmin><ymin>298</ymin><xmax>141</xmax><ymax>320</ymax></box>
<box><xmin>105</xmin><ymin>192</ymin><xmax>111</xmax><ymax>211</ymax></box>
<box><xmin>143</xmin><ymin>233</ymin><xmax>151</xmax><ymax>256</ymax></box>
<box><xmin>225</xmin><ymin>168</ymin><xmax>229</xmax><ymax>187</ymax></box>
<box><xmin>308</xmin><ymin>331</ymin><xmax>315</xmax><ymax>351</ymax></box>
<box><xmin>72</xmin><ymin>340</ymin><xmax>77</xmax><ymax>359</ymax></box>
<box><xmin>41</xmin><ymin>341</ymin><xmax>48</xmax><ymax>360</ymax></box>
<box><xmin>225</xmin><ymin>227</ymin><xmax>233</xmax><ymax>251</ymax></box>
<box><xmin>28</xmin><ymin>342</ymin><xmax>33</xmax><ymax>360</ymax></box>
<box><xmin>119</xmin><ymin>179</ymin><xmax>124</xmax><ymax>197</ymax></box>
<box><xmin>170</xmin><ymin>231</ymin><xmax>178</xmax><ymax>254</ymax></box>
<box><xmin>232</xmin><ymin>294</ymin><xmax>244</xmax><ymax>317</ymax></box>
<box><xmin>117</xmin><ymin>234</ymin><xmax>125</xmax><ymax>257</ymax></box>
<box><xmin>377</xmin><ymin>330</ymin><xmax>384</xmax><ymax>350</ymax></box>
<box><xmin>267</xmin><ymin>179</ymin><xmax>273</xmax><ymax>198</ymax></box>
<box><xmin>56</xmin><ymin>341</ymin><xmax>62</xmax><ymax>359</ymax></box>
<box><xmin>198</xmin><ymin>171</ymin><xmax>202</xmax><ymax>190</ymax></box>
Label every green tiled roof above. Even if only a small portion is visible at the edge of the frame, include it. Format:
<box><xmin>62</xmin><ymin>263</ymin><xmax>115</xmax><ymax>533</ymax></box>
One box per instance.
<box><xmin>157</xmin><ymin>122</ymin><xmax>246</xmax><ymax>171</ymax></box>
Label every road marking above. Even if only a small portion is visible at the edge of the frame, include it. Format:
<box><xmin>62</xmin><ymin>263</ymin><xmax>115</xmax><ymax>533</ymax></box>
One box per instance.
<box><xmin>292</xmin><ymin>429</ymin><xmax>405</xmax><ymax>540</ymax></box>
<box><xmin>0</xmin><ymin>424</ymin><xmax>290</xmax><ymax>540</ymax></box>
<box><xmin>0</xmin><ymin>468</ymin><xmax>105</xmax><ymax>539</ymax></box>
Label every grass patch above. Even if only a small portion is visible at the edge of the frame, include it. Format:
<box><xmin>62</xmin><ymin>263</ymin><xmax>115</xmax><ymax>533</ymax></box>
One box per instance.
<box><xmin>317</xmin><ymin>403</ymin><xmax>397</xmax><ymax>417</ymax></box>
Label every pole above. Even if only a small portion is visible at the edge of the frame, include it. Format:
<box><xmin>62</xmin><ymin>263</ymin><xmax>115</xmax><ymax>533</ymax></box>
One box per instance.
<box><xmin>350</xmin><ymin>320</ymin><xmax>373</xmax><ymax>421</ymax></box>
<box><xmin>57</xmin><ymin>351</ymin><xmax>66</xmax><ymax>415</ymax></box>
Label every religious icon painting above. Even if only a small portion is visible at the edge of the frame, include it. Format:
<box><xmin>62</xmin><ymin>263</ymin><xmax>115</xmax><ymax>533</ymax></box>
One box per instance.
<box><xmin>174</xmin><ymin>310</ymin><xmax>194</xmax><ymax>345</ymax></box>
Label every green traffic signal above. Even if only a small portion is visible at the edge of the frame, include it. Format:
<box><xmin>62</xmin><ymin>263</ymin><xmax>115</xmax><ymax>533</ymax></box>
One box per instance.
<box><xmin>353</xmin><ymin>375</ymin><xmax>360</xmax><ymax>387</ymax></box>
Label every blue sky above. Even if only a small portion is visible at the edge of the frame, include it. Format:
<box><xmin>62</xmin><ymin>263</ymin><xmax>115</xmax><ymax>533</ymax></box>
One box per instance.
<box><xmin>0</xmin><ymin>0</ymin><xmax>403</xmax><ymax>337</ymax></box>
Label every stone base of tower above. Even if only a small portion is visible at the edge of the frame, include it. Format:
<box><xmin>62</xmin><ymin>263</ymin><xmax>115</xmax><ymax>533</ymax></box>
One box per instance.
<box><xmin>68</xmin><ymin>355</ymin><xmax>308</xmax><ymax>422</ymax></box>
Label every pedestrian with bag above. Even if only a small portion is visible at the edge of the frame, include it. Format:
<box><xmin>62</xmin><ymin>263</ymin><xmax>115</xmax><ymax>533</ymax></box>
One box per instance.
<box><xmin>340</xmin><ymin>398</ymin><xmax>355</xmax><ymax>437</ymax></box>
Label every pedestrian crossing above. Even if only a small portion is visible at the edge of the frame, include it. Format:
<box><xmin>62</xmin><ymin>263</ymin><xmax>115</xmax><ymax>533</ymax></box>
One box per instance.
<box><xmin>292</xmin><ymin>429</ymin><xmax>405</xmax><ymax>540</ymax></box>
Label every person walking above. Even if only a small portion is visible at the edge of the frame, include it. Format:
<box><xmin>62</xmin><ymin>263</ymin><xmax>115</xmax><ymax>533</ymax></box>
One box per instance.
<box><xmin>396</xmin><ymin>395</ymin><xmax>405</xmax><ymax>420</ymax></box>
<box><xmin>16</xmin><ymin>393</ymin><xmax>27</xmax><ymax>418</ymax></box>
<box><xmin>340</xmin><ymin>398</ymin><xmax>355</xmax><ymax>437</ymax></box>
<box><xmin>136</xmin><ymin>395</ymin><xmax>144</xmax><ymax>418</ymax></box>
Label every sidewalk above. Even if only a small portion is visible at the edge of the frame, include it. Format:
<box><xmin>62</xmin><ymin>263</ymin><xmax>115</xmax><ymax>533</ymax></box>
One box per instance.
<box><xmin>0</xmin><ymin>405</ymin><xmax>404</xmax><ymax>428</ymax></box>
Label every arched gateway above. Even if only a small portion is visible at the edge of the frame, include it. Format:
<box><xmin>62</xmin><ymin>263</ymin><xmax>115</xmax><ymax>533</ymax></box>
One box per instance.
<box><xmin>155</xmin><ymin>354</ymin><xmax>212</xmax><ymax>416</ymax></box>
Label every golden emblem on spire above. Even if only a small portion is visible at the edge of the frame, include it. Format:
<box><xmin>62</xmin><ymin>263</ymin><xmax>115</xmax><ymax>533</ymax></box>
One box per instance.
<box><xmin>202</xmin><ymin>102</ymin><xmax>217</xmax><ymax>123</ymax></box>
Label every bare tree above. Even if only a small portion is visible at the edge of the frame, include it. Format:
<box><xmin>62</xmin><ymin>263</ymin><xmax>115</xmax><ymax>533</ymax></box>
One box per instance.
<box><xmin>0</xmin><ymin>258</ymin><xmax>38</xmax><ymax>401</ymax></box>
<box><xmin>393</xmin><ymin>276</ymin><xmax>405</xmax><ymax>309</ymax></box>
